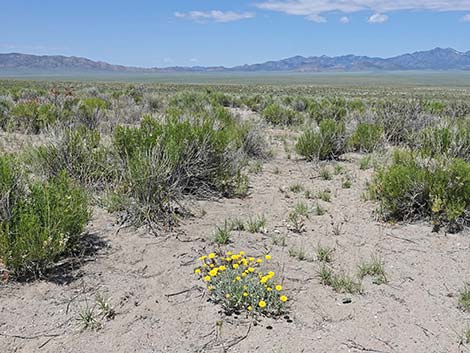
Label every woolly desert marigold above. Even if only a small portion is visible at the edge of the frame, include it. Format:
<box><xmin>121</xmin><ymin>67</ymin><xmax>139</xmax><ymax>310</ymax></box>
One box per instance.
<box><xmin>208</xmin><ymin>253</ymin><xmax>216</xmax><ymax>259</ymax></box>
<box><xmin>194</xmin><ymin>268</ymin><xmax>201</xmax><ymax>274</ymax></box>
<box><xmin>275</xmin><ymin>285</ymin><xmax>283</xmax><ymax>291</ymax></box>
<box><xmin>280</xmin><ymin>295</ymin><xmax>288</xmax><ymax>302</ymax></box>
<box><xmin>232</xmin><ymin>263</ymin><xmax>239</xmax><ymax>269</ymax></box>
<box><xmin>209</xmin><ymin>269</ymin><xmax>218</xmax><ymax>276</ymax></box>
<box><xmin>204</xmin><ymin>276</ymin><xmax>211</xmax><ymax>282</ymax></box>
<box><xmin>265</xmin><ymin>255</ymin><xmax>272</xmax><ymax>260</ymax></box>
<box><xmin>258</xmin><ymin>300</ymin><xmax>267</xmax><ymax>308</ymax></box>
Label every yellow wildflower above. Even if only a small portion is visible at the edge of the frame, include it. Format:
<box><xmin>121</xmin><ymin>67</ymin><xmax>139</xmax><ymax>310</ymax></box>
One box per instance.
<box><xmin>208</xmin><ymin>285</ymin><xmax>214</xmax><ymax>290</ymax></box>
<box><xmin>226</xmin><ymin>251</ymin><xmax>233</xmax><ymax>256</ymax></box>
<box><xmin>219</xmin><ymin>265</ymin><xmax>226</xmax><ymax>271</ymax></box>
<box><xmin>233</xmin><ymin>263</ymin><xmax>239</xmax><ymax>269</ymax></box>
<box><xmin>267</xmin><ymin>287</ymin><xmax>272</xmax><ymax>291</ymax></box>
<box><xmin>225</xmin><ymin>294</ymin><xmax>231</xmax><ymax>299</ymax></box>
<box><xmin>199</xmin><ymin>255</ymin><xmax>207</xmax><ymax>261</ymax></box>
<box><xmin>256</xmin><ymin>258</ymin><xmax>263</xmax><ymax>264</ymax></box>
<box><xmin>275</xmin><ymin>285</ymin><xmax>282</xmax><ymax>291</ymax></box>
<box><xmin>208</xmin><ymin>253</ymin><xmax>216</xmax><ymax>259</ymax></box>
<box><xmin>248</xmin><ymin>267</ymin><xmax>255</xmax><ymax>273</ymax></box>
<box><xmin>243</xmin><ymin>292</ymin><xmax>248</xmax><ymax>297</ymax></box>
<box><xmin>239</xmin><ymin>251</ymin><xmax>246</xmax><ymax>255</ymax></box>
<box><xmin>194</xmin><ymin>268</ymin><xmax>201</xmax><ymax>274</ymax></box>
<box><xmin>247</xmin><ymin>305</ymin><xmax>253</xmax><ymax>311</ymax></box>
<box><xmin>260</xmin><ymin>276</ymin><xmax>269</xmax><ymax>284</ymax></box>
<box><xmin>236</xmin><ymin>276</ymin><xmax>241</xmax><ymax>281</ymax></box>
<box><xmin>265</xmin><ymin>255</ymin><xmax>272</xmax><ymax>260</ymax></box>
<box><xmin>280</xmin><ymin>295</ymin><xmax>288</xmax><ymax>302</ymax></box>
<box><xmin>258</xmin><ymin>300</ymin><xmax>267</xmax><ymax>308</ymax></box>
<box><xmin>204</xmin><ymin>276</ymin><xmax>211</xmax><ymax>282</ymax></box>
<box><xmin>209</xmin><ymin>269</ymin><xmax>218</xmax><ymax>276</ymax></box>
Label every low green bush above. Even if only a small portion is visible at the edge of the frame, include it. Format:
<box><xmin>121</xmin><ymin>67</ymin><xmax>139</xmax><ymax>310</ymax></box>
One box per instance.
<box><xmin>0</xmin><ymin>155</ymin><xmax>90</xmax><ymax>277</ymax></box>
<box><xmin>34</xmin><ymin>127</ymin><xmax>114</xmax><ymax>189</ymax></box>
<box><xmin>10</xmin><ymin>102</ymin><xmax>59</xmax><ymax>133</ymax></box>
<box><xmin>296</xmin><ymin>119</ymin><xmax>347</xmax><ymax>161</ymax></box>
<box><xmin>349</xmin><ymin>123</ymin><xmax>384</xmax><ymax>153</ymax></box>
<box><xmin>412</xmin><ymin>121</ymin><xmax>470</xmax><ymax>161</ymax></box>
<box><xmin>112</xmin><ymin>113</ymin><xmax>249</xmax><ymax>230</ymax></box>
<box><xmin>370</xmin><ymin>150</ymin><xmax>470</xmax><ymax>231</ymax></box>
<box><xmin>261</xmin><ymin>103</ymin><xmax>300</xmax><ymax>126</ymax></box>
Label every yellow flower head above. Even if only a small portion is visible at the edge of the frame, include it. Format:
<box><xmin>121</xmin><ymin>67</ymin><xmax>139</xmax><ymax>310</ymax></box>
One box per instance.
<box><xmin>243</xmin><ymin>292</ymin><xmax>248</xmax><ymax>297</ymax></box>
<box><xmin>239</xmin><ymin>251</ymin><xmax>246</xmax><ymax>256</ymax></box>
<box><xmin>275</xmin><ymin>285</ymin><xmax>283</xmax><ymax>291</ymax></box>
<box><xmin>209</xmin><ymin>269</ymin><xmax>218</xmax><ymax>276</ymax></box>
<box><xmin>225</xmin><ymin>293</ymin><xmax>231</xmax><ymax>299</ymax></box>
<box><xmin>199</xmin><ymin>255</ymin><xmax>207</xmax><ymax>261</ymax></box>
<box><xmin>248</xmin><ymin>267</ymin><xmax>255</xmax><ymax>273</ymax></box>
<box><xmin>219</xmin><ymin>265</ymin><xmax>226</xmax><ymax>271</ymax></box>
<box><xmin>260</xmin><ymin>276</ymin><xmax>269</xmax><ymax>284</ymax></box>
<box><xmin>209</xmin><ymin>264</ymin><xmax>215</xmax><ymax>268</ymax></box>
<box><xmin>258</xmin><ymin>300</ymin><xmax>267</xmax><ymax>308</ymax></box>
<box><xmin>204</xmin><ymin>276</ymin><xmax>211</xmax><ymax>282</ymax></box>
<box><xmin>256</xmin><ymin>258</ymin><xmax>263</xmax><ymax>264</ymax></box>
<box><xmin>236</xmin><ymin>276</ymin><xmax>241</xmax><ymax>281</ymax></box>
<box><xmin>232</xmin><ymin>263</ymin><xmax>239</xmax><ymax>269</ymax></box>
<box><xmin>226</xmin><ymin>251</ymin><xmax>233</xmax><ymax>256</ymax></box>
<box><xmin>267</xmin><ymin>287</ymin><xmax>272</xmax><ymax>291</ymax></box>
<box><xmin>265</xmin><ymin>255</ymin><xmax>272</xmax><ymax>260</ymax></box>
<box><xmin>242</xmin><ymin>272</ymin><xmax>247</xmax><ymax>277</ymax></box>
<box><xmin>202</xmin><ymin>264</ymin><xmax>208</xmax><ymax>268</ymax></box>
<box><xmin>208</xmin><ymin>285</ymin><xmax>214</xmax><ymax>290</ymax></box>
<box><xmin>247</xmin><ymin>305</ymin><xmax>253</xmax><ymax>311</ymax></box>
<box><xmin>280</xmin><ymin>295</ymin><xmax>288</xmax><ymax>302</ymax></box>
<box><xmin>249</xmin><ymin>257</ymin><xmax>255</xmax><ymax>262</ymax></box>
<box><xmin>194</xmin><ymin>268</ymin><xmax>201</xmax><ymax>274</ymax></box>
<box><xmin>267</xmin><ymin>271</ymin><xmax>275</xmax><ymax>277</ymax></box>
<box><xmin>208</xmin><ymin>253</ymin><xmax>216</xmax><ymax>259</ymax></box>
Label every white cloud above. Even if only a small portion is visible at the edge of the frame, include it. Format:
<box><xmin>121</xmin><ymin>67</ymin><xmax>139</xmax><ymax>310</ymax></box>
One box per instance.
<box><xmin>462</xmin><ymin>14</ymin><xmax>470</xmax><ymax>21</ymax></box>
<box><xmin>256</xmin><ymin>0</ymin><xmax>470</xmax><ymax>22</ymax></box>
<box><xmin>307</xmin><ymin>14</ymin><xmax>327</xmax><ymax>22</ymax></box>
<box><xmin>368</xmin><ymin>13</ymin><xmax>388</xmax><ymax>23</ymax></box>
<box><xmin>189</xmin><ymin>58</ymin><xmax>199</xmax><ymax>63</ymax></box>
<box><xmin>339</xmin><ymin>16</ymin><xmax>350</xmax><ymax>24</ymax></box>
<box><xmin>175</xmin><ymin>10</ymin><xmax>255</xmax><ymax>23</ymax></box>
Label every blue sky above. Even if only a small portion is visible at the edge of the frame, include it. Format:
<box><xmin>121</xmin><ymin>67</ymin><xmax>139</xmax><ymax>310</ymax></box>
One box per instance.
<box><xmin>1</xmin><ymin>0</ymin><xmax>470</xmax><ymax>67</ymax></box>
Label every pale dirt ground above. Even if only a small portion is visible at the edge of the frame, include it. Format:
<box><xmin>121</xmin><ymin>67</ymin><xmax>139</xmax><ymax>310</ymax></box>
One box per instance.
<box><xmin>1</xmin><ymin>111</ymin><xmax>470</xmax><ymax>353</ymax></box>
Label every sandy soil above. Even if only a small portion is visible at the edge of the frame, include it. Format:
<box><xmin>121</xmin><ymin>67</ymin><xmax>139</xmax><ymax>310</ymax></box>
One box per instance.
<box><xmin>1</xmin><ymin>120</ymin><xmax>470</xmax><ymax>353</ymax></box>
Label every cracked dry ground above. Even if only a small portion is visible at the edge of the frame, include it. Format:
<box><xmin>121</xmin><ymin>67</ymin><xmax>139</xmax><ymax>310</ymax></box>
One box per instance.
<box><xmin>1</xmin><ymin>127</ymin><xmax>469</xmax><ymax>353</ymax></box>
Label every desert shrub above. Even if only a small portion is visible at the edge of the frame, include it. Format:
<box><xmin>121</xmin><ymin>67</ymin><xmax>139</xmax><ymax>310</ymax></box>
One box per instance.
<box><xmin>412</xmin><ymin>121</ymin><xmax>470</xmax><ymax>161</ymax></box>
<box><xmin>10</xmin><ymin>102</ymin><xmax>59</xmax><ymax>133</ymax></box>
<box><xmin>371</xmin><ymin>100</ymin><xmax>436</xmax><ymax>144</ymax></box>
<box><xmin>306</xmin><ymin>98</ymin><xmax>348</xmax><ymax>123</ymax></box>
<box><xmin>296</xmin><ymin>118</ymin><xmax>347</xmax><ymax>161</ymax></box>
<box><xmin>33</xmin><ymin>127</ymin><xmax>114</xmax><ymax>189</ymax></box>
<box><xmin>349</xmin><ymin>123</ymin><xmax>384</xmax><ymax>153</ymax></box>
<box><xmin>195</xmin><ymin>251</ymin><xmax>288</xmax><ymax>316</ymax></box>
<box><xmin>75</xmin><ymin>97</ymin><xmax>109</xmax><ymax>130</ymax></box>
<box><xmin>261</xmin><ymin>103</ymin><xmax>300</xmax><ymax>126</ymax></box>
<box><xmin>0</xmin><ymin>155</ymin><xmax>90</xmax><ymax>277</ymax></box>
<box><xmin>0</xmin><ymin>96</ymin><xmax>13</xmax><ymax>130</ymax></box>
<box><xmin>370</xmin><ymin>150</ymin><xmax>470</xmax><ymax>231</ymax></box>
<box><xmin>112</xmin><ymin>113</ymin><xmax>248</xmax><ymax>230</ymax></box>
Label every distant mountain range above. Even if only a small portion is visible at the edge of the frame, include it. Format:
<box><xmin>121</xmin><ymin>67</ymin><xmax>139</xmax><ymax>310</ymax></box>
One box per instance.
<box><xmin>1</xmin><ymin>48</ymin><xmax>470</xmax><ymax>74</ymax></box>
